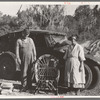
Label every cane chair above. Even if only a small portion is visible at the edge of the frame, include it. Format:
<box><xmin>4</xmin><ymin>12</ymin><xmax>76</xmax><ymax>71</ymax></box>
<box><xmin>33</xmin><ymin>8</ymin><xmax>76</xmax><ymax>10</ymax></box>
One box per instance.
<box><xmin>34</xmin><ymin>54</ymin><xmax>60</xmax><ymax>95</ymax></box>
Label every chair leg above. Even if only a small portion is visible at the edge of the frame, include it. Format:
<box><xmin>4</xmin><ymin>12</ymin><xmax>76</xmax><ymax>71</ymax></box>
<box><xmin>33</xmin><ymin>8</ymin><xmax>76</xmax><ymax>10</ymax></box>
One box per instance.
<box><xmin>55</xmin><ymin>88</ymin><xmax>58</xmax><ymax>95</ymax></box>
<box><xmin>48</xmin><ymin>80</ymin><xmax>58</xmax><ymax>95</ymax></box>
<box><xmin>34</xmin><ymin>80</ymin><xmax>59</xmax><ymax>95</ymax></box>
<box><xmin>48</xmin><ymin>81</ymin><xmax>56</xmax><ymax>91</ymax></box>
<box><xmin>54</xmin><ymin>80</ymin><xmax>58</xmax><ymax>95</ymax></box>
<box><xmin>33</xmin><ymin>82</ymin><xmax>41</xmax><ymax>94</ymax></box>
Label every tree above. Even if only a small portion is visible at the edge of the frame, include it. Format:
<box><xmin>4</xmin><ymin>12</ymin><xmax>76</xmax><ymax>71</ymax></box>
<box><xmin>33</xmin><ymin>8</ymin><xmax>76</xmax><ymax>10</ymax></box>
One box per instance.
<box><xmin>74</xmin><ymin>5</ymin><xmax>97</xmax><ymax>40</ymax></box>
<box><xmin>16</xmin><ymin>5</ymin><xmax>65</xmax><ymax>31</ymax></box>
<box><xmin>63</xmin><ymin>15</ymin><xmax>78</xmax><ymax>37</ymax></box>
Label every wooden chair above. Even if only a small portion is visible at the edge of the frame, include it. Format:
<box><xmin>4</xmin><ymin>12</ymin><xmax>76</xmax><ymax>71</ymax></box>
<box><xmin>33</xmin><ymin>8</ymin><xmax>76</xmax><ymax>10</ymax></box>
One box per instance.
<box><xmin>34</xmin><ymin>54</ymin><xmax>60</xmax><ymax>95</ymax></box>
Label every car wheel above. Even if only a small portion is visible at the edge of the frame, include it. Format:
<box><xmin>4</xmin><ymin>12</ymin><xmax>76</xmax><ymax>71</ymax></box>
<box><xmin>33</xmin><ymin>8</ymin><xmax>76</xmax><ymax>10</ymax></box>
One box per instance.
<box><xmin>34</xmin><ymin>54</ymin><xmax>59</xmax><ymax>81</ymax></box>
<box><xmin>0</xmin><ymin>55</ymin><xmax>16</xmax><ymax>80</ymax></box>
<box><xmin>89</xmin><ymin>66</ymin><xmax>100</xmax><ymax>89</ymax></box>
<box><xmin>84</xmin><ymin>64</ymin><xmax>93</xmax><ymax>90</ymax></box>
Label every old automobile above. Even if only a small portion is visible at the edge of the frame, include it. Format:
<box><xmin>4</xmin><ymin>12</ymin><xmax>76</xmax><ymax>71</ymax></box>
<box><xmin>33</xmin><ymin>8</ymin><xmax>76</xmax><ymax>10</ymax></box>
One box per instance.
<box><xmin>0</xmin><ymin>29</ymin><xmax>99</xmax><ymax>90</ymax></box>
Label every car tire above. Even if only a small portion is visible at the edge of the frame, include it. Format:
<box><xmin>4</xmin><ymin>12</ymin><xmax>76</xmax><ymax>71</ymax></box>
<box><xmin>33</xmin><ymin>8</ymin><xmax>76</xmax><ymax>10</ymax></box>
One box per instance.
<box><xmin>83</xmin><ymin>64</ymin><xmax>93</xmax><ymax>90</ymax></box>
<box><xmin>0</xmin><ymin>55</ymin><xmax>16</xmax><ymax>80</ymax></box>
<box><xmin>89</xmin><ymin>66</ymin><xmax>100</xmax><ymax>89</ymax></box>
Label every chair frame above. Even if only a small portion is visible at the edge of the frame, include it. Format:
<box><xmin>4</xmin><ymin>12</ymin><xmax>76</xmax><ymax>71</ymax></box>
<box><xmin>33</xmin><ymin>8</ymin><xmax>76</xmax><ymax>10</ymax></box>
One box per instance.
<box><xmin>34</xmin><ymin>54</ymin><xmax>60</xmax><ymax>95</ymax></box>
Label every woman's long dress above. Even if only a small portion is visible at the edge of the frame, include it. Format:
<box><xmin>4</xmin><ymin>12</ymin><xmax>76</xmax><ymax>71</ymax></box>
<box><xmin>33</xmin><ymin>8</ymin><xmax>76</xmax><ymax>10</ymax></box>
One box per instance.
<box><xmin>64</xmin><ymin>43</ymin><xmax>86</xmax><ymax>88</ymax></box>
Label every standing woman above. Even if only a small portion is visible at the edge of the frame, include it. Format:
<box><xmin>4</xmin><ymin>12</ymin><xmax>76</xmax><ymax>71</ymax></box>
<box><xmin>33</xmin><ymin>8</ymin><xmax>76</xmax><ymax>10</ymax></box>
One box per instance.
<box><xmin>63</xmin><ymin>35</ymin><xmax>86</xmax><ymax>95</ymax></box>
<box><xmin>16</xmin><ymin>28</ymin><xmax>36</xmax><ymax>92</ymax></box>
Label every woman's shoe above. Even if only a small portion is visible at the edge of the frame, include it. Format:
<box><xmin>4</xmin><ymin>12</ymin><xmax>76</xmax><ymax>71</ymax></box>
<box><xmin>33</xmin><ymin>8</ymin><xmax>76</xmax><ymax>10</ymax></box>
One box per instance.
<box><xmin>75</xmin><ymin>89</ymin><xmax>80</xmax><ymax>95</ymax></box>
<box><xmin>70</xmin><ymin>91</ymin><xmax>75</xmax><ymax>95</ymax></box>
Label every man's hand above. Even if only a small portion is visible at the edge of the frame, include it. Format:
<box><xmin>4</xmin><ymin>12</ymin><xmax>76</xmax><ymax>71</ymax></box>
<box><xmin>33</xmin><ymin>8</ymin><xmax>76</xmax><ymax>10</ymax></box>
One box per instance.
<box><xmin>33</xmin><ymin>60</ymin><xmax>36</xmax><ymax>64</ymax></box>
<box><xmin>17</xmin><ymin>58</ymin><xmax>21</xmax><ymax>65</ymax></box>
<box><xmin>79</xmin><ymin>66</ymin><xmax>82</xmax><ymax>72</ymax></box>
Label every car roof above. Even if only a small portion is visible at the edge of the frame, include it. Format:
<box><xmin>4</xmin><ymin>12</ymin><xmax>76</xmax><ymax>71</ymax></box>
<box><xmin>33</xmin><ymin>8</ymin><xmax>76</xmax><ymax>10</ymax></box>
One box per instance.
<box><xmin>10</xmin><ymin>29</ymin><xmax>67</xmax><ymax>36</ymax></box>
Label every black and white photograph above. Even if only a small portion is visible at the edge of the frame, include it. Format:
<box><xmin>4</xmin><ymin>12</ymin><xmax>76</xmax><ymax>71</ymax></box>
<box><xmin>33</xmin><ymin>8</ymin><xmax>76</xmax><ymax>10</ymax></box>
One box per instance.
<box><xmin>0</xmin><ymin>1</ymin><xmax>99</xmax><ymax>98</ymax></box>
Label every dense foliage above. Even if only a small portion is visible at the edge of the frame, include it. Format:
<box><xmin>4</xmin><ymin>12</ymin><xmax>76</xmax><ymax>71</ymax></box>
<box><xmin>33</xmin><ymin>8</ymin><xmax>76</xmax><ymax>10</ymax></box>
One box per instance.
<box><xmin>0</xmin><ymin>5</ymin><xmax>100</xmax><ymax>41</ymax></box>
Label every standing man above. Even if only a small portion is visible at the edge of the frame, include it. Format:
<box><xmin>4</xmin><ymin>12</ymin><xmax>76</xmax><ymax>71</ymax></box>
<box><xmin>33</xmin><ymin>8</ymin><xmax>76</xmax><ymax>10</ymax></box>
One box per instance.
<box><xmin>16</xmin><ymin>28</ymin><xmax>36</xmax><ymax>92</ymax></box>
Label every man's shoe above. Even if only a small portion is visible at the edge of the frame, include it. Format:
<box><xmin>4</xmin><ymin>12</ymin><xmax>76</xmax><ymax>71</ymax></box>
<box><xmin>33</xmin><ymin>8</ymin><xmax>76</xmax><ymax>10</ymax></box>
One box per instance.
<box><xmin>20</xmin><ymin>88</ymin><xmax>27</xmax><ymax>92</ymax></box>
<box><xmin>26</xmin><ymin>89</ymin><xmax>33</xmax><ymax>94</ymax></box>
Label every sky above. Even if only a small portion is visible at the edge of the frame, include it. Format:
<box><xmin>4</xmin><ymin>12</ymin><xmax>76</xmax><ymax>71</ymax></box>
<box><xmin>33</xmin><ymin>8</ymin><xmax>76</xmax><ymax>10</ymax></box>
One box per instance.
<box><xmin>0</xmin><ymin>2</ymin><xmax>99</xmax><ymax>17</ymax></box>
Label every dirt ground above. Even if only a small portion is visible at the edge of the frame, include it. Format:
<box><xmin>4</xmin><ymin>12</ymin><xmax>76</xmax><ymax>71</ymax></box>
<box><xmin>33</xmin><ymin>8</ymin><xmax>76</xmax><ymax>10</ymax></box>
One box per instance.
<box><xmin>0</xmin><ymin>79</ymin><xmax>100</xmax><ymax>97</ymax></box>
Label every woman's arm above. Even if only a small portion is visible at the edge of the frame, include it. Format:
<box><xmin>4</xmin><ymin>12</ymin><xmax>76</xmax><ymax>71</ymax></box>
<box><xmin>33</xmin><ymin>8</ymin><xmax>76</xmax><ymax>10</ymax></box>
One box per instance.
<box><xmin>79</xmin><ymin>61</ymin><xmax>84</xmax><ymax>72</ymax></box>
<box><xmin>79</xmin><ymin>45</ymin><xmax>85</xmax><ymax>72</ymax></box>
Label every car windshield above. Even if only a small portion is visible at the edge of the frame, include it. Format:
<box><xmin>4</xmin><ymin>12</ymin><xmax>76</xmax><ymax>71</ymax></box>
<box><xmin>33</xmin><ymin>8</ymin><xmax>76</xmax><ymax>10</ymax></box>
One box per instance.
<box><xmin>45</xmin><ymin>34</ymin><xmax>67</xmax><ymax>47</ymax></box>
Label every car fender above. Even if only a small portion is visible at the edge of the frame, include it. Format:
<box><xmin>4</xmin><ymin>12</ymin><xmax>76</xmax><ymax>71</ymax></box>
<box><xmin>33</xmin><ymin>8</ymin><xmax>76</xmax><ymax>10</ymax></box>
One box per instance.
<box><xmin>85</xmin><ymin>54</ymin><xmax>100</xmax><ymax>66</ymax></box>
<box><xmin>0</xmin><ymin>51</ymin><xmax>20</xmax><ymax>71</ymax></box>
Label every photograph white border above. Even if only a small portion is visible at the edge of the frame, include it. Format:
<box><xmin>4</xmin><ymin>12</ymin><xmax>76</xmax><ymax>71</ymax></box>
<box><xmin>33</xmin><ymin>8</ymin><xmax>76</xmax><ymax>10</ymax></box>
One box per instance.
<box><xmin>0</xmin><ymin>1</ymin><xmax>100</xmax><ymax>98</ymax></box>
